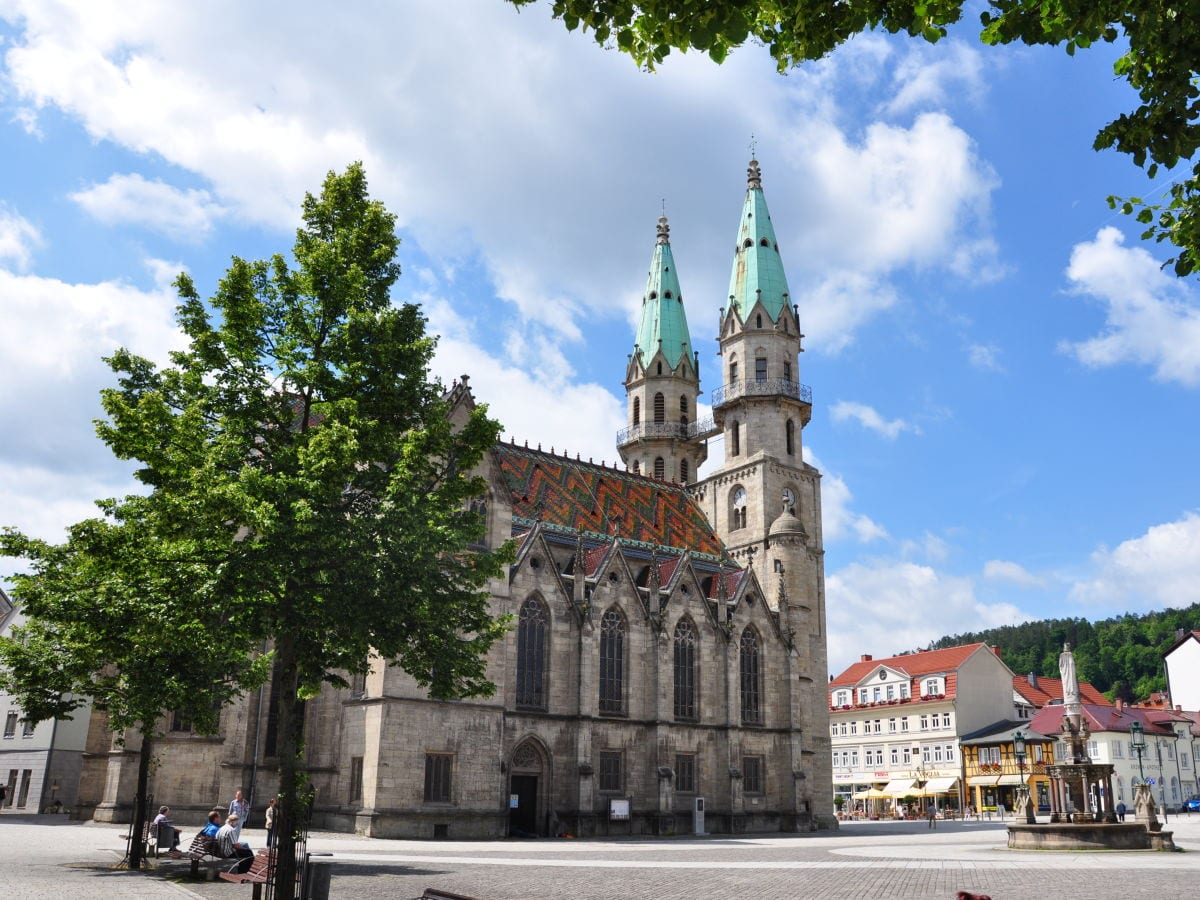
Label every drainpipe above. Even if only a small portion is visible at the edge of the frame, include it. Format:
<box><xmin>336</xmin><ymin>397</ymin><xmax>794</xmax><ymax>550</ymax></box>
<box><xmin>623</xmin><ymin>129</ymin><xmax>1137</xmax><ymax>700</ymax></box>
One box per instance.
<box><xmin>39</xmin><ymin>716</ymin><xmax>59</xmax><ymax>813</ymax></box>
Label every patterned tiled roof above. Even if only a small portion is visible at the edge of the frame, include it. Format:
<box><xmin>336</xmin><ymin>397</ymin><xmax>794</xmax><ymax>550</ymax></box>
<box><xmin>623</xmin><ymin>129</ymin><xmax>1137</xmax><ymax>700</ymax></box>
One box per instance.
<box><xmin>1013</xmin><ymin>675</ymin><xmax>1111</xmax><ymax>708</ymax></box>
<box><xmin>829</xmin><ymin>643</ymin><xmax>989</xmax><ymax>688</ymax></box>
<box><xmin>496</xmin><ymin>443</ymin><xmax>725</xmax><ymax>558</ymax></box>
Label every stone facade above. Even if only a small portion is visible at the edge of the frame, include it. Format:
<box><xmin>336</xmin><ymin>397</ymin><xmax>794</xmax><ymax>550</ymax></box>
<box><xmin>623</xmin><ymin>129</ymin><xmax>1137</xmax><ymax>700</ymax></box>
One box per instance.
<box><xmin>74</xmin><ymin>160</ymin><xmax>834</xmax><ymax>838</ymax></box>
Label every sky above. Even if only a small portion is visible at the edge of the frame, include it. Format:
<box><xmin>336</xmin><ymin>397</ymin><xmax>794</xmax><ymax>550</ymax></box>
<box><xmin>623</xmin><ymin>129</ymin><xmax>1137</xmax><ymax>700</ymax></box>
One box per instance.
<box><xmin>1</xmin><ymin>1</ymin><xmax>1198</xmax><ymax>677</ymax></box>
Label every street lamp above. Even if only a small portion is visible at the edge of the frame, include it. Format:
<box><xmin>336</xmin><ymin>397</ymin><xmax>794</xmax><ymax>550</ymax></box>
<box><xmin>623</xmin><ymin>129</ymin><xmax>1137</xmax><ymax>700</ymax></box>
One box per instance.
<box><xmin>1130</xmin><ymin>721</ymin><xmax>1146</xmax><ymax>783</ymax></box>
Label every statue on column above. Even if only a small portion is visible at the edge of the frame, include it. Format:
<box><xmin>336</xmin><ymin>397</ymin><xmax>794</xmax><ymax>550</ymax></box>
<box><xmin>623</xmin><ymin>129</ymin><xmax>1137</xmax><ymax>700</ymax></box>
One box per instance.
<box><xmin>1058</xmin><ymin>642</ymin><xmax>1080</xmax><ymax>708</ymax></box>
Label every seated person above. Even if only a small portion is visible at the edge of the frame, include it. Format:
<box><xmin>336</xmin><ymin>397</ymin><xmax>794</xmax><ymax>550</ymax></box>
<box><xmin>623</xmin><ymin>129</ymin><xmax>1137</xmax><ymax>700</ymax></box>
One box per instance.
<box><xmin>215</xmin><ymin>813</ymin><xmax>254</xmax><ymax>874</ymax></box>
<box><xmin>202</xmin><ymin>809</ymin><xmax>223</xmax><ymax>838</ymax></box>
<box><xmin>152</xmin><ymin>805</ymin><xmax>181</xmax><ymax>850</ymax></box>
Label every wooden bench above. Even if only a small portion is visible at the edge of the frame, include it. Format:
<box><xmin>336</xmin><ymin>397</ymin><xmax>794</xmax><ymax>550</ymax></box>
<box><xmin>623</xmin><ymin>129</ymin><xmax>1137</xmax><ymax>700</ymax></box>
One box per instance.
<box><xmin>421</xmin><ymin>889</ymin><xmax>485</xmax><ymax>900</ymax></box>
<box><xmin>220</xmin><ymin>848</ymin><xmax>274</xmax><ymax>899</ymax></box>
<box><xmin>167</xmin><ymin>832</ymin><xmax>225</xmax><ymax>879</ymax></box>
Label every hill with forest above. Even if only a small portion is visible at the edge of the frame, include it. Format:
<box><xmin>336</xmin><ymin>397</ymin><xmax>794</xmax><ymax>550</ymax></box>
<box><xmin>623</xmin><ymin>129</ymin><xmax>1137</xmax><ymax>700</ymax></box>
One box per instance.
<box><xmin>925</xmin><ymin>604</ymin><xmax>1200</xmax><ymax>702</ymax></box>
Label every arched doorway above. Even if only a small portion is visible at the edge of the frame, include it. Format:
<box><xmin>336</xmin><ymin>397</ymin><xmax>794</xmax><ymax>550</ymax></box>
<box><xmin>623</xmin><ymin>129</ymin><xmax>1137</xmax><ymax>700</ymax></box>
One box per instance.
<box><xmin>509</xmin><ymin>738</ymin><xmax>549</xmax><ymax>836</ymax></box>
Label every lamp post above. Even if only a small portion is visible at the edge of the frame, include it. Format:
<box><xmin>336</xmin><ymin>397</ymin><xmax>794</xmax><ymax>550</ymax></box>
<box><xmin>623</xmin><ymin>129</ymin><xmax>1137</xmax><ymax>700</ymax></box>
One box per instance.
<box><xmin>1130</xmin><ymin>722</ymin><xmax>1146</xmax><ymax>783</ymax></box>
<box><xmin>1013</xmin><ymin>730</ymin><xmax>1036</xmax><ymax>823</ymax></box>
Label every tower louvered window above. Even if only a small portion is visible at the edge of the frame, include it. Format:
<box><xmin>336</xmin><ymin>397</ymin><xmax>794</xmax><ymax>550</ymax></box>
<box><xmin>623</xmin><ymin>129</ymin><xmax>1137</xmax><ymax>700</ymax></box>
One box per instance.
<box><xmin>516</xmin><ymin>598</ymin><xmax>547</xmax><ymax>709</ymax></box>
<box><xmin>786</xmin><ymin>419</ymin><xmax>795</xmax><ymax>456</ymax></box>
<box><xmin>599</xmin><ymin>609</ymin><xmax>626</xmax><ymax>714</ymax></box>
<box><xmin>653</xmin><ymin>392</ymin><xmax>665</xmax><ymax>424</ymax></box>
<box><xmin>673</xmin><ymin>620</ymin><xmax>697</xmax><ymax>720</ymax></box>
<box><xmin>632</xmin><ymin>397</ymin><xmax>640</xmax><ymax>426</ymax></box>
<box><xmin>654</xmin><ymin>457</ymin><xmax>665</xmax><ymax>479</ymax></box>
<box><xmin>755</xmin><ymin>357</ymin><xmax>767</xmax><ymax>381</ymax></box>
<box><xmin>679</xmin><ymin>395</ymin><xmax>688</xmax><ymax>425</ymax></box>
<box><xmin>679</xmin><ymin>459</ymin><xmax>689</xmax><ymax>483</ymax></box>
<box><xmin>731</xmin><ymin>421</ymin><xmax>740</xmax><ymax>456</ymax></box>
<box><xmin>740</xmin><ymin>628</ymin><xmax>762</xmax><ymax>725</ymax></box>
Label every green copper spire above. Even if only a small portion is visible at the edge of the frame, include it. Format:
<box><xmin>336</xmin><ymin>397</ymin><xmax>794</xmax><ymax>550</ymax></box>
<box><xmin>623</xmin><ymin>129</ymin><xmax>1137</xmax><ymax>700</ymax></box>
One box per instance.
<box><xmin>727</xmin><ymin>159</ymin><xmax>791</xmax><ymax>322</ymax></box>
<box><xmin>633</xmin><ymin>215</ymin><xmax>694</xmax><ymax>371</ymax></box>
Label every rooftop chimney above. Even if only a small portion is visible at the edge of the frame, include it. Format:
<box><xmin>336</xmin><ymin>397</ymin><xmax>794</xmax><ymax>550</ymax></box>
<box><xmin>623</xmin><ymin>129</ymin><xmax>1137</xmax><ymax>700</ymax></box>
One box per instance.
<box><xmin>1115</xmin><ymin>698</ymin><xmax>1124</xmax><ymax>712</ymax></box>
<box><xmin>992</xmin><ymin>646</ymin><xmax>1002</xmax><ymax>657</ymax></box>
<box><xmin>861</xmin><ymin>654</ymin><xmax>873</xmax><ymax>662</ymax></box>
<box><xmin>1027</xmin><ymin>672</ymin><xmax>1038</xmax><ymax>689</ymax></box>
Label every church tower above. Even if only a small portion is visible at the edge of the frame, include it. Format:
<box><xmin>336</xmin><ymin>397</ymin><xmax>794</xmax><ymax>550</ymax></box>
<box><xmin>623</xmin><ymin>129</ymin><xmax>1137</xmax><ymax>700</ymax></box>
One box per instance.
<box><xmin>617</xmin><ymin>215</ymin><xmax>707</xmax><ymax>483</ymax></box>
<box><xmin>694</xmin><ymin>158</ymin><xmax>831</xmax><ymax>820</ymax></box>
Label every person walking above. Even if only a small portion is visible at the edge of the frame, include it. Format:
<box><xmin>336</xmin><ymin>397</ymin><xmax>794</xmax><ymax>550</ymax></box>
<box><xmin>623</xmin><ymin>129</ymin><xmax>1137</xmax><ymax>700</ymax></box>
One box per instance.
<box><xmin>228</xmin><ymin>789</ymin><xmax>249</xmax><ymax>841</ymax></box>
<box><xmin>265</xmin><ymin>797</ymin><xmax>278</xmax><ymax>848</ymax></box>
<box><xmin>926</xmin><ymin>801</ymin><xmax>937</xmax><ymax>829</ymax></box>
<box><xmin>1116</xmin><ymin>800</ymin><xmax>1127</xmax><ymax>822</ymax></box>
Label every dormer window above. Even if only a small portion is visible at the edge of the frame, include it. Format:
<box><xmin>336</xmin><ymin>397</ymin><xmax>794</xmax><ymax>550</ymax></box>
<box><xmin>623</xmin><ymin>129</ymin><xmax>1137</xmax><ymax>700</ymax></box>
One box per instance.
<box><xmin>924</xmin><ymin>677</ymin><xmax>943</xmax><ymax>697</ymax></box>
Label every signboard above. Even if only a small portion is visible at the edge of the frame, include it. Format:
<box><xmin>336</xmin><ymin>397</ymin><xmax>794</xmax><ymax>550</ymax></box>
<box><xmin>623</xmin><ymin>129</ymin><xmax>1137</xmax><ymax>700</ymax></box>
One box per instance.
<box><xmin>509</xmin><ymin>794</ymin><xmax>519</xmax><ymax>809</ymax></box>
<box><xmin>610</xmin><ymin>798</ymin><xmax>631</xmax><ymax>821</ymax></box>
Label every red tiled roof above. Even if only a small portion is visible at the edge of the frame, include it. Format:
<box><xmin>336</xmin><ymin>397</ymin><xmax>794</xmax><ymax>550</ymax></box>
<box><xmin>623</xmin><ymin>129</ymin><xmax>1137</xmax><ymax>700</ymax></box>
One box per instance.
<box><xmin>496</xmin><ymin>443</ymin><xmax>725</xmax><ymax>557</ymax></box>
<box><xmin>830</xmin><ymin>643</ymin><xmax>989</xmax><ymax>688</ymax></box>
<box><xmin>583</xmin><ymin>544</ymin><xmax>610</xmax><ymax>577</ymax></box>
<box><xmin>1013</xmin><ymin>675</ymin><xmax>1111</xmax><ymax>708</ymax></box>
<box><xmin>1029</xmin><ymin>703</ymin><xmax>1180</xmax><ymax>737</ymax></box>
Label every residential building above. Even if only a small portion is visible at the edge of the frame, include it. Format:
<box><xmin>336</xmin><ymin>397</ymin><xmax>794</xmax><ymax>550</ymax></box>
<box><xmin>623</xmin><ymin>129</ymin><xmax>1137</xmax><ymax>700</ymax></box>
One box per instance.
<box><xmin>1164</xmin><ymin>630</ymin><xmax>1200</xmax><ymax>712</ymax></box>
<box><xmin>72</xmin><ymin>159</ymin><xmax>835</xmax><ymax>837</ymax></box>
<box><xmin>0</xmin><ymin>598</ymin><xmax>90</xmax><ymax>814</ymax></box>
<box><xmin>959</xmin><ymin>722</ymin><xmax>1053</xmax><ymax>814</ymax></box>
<box><xmin>828</xmin><ymin>643</ymin><xmax>1014</xmax><ymax>815</ymax></box>
<box><xmin>1011</xmin><ymin>671</ymin><xmax>1111</xmax><ymax>721</ymax></box>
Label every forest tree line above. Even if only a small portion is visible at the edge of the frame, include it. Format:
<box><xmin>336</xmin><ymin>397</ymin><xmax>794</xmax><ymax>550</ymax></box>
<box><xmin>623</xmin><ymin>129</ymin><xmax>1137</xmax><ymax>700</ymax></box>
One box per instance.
<box><xmin>926</xmin><ymin>604</ymin><xmax>1200</xmax><ymax>703</ymax></box>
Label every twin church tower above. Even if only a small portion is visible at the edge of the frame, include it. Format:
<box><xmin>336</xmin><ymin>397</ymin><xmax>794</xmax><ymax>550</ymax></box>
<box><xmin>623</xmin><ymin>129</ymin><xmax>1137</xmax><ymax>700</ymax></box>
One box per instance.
<box><xmin>619</xmin><ymin>159</ymin><xmax>824</xmax><ymax>639</ymax></box>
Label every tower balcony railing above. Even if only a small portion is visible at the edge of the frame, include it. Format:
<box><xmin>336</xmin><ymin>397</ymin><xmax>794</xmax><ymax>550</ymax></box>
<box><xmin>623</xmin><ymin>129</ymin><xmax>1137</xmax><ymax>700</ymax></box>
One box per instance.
<box><xmin>615</xmin><ymin>418</ymin><xmax>718</xmax><ymax>446</ymax></box>
<box><xmin>712</xmin><ymin>378</ymin><xmax>811</xmax><ymax>408</ymax></box>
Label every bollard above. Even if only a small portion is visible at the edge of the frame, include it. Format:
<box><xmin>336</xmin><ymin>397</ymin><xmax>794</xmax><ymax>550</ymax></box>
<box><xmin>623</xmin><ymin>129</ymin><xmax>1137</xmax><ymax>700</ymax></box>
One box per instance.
<box><xmin>303</xmin><ymin>852</ymin><xmax>334</xmax><ymax>900</ymax></box>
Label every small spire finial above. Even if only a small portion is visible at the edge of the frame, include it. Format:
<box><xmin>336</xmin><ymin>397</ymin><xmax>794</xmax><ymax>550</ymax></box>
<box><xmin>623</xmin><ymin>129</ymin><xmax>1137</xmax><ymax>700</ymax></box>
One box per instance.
<box><xmin>656</xmin><ymin>214</ymin><xmax>670</xmax><ymax>245</ymax></box>
<box><xmin>747</xmin><ymin>155</ymin><xmax>762</xmax><ymax>191</ymax></box>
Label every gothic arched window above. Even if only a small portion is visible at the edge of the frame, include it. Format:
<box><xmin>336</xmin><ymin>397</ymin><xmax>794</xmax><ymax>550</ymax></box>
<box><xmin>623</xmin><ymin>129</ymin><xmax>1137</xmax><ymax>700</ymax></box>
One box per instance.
<box><xmin>785</xmin><ymin>419</ymin><xmax>795</xmax><ymax>456</ymax></box>
<box><xmin>755</xmin><ymin>356</ymin><xmax>767</xmax><ymax>382</ymax></box>
<box><xmin>740</xmin><ymin>628</ymin><xmax>762</xmax><ymax>725</ymax></box>
<box><xmin>599</xmin><ymin>608</ymin><xmax>626</xmax><ymax>714</ymax></box>
<box><xmin>679</xmin><ymin>395</ymin><xmax>688</xmax><ymax>425</ymax></box>
<box><xmin>653</xmin><ymin>392</ymin><xmax>665</xmax><ymax>424</ymax></box>
<box><xmin>654</xmin><ymin>457</ymin><xmax>665</xmax><ymax>480</ymax></box>
<box><xmin>632</xmin><ymin>396</ymin><xmax>640</xmax><ymax>426</ymax></box>
<box><xmin>730</xmin><ymin>420</ymin><xmax>741</xmax><ymax>457</ymax></box>
<box><xmin>673</xmin><ymin>619</ymin><xmax>698</xmax><ymax>720</ymax></box>
<box><xmin>516</xmin><ymin>598</ymin><xmax>548</xmax><ymax>709</ymax></box>
<box><xmin>729</xmin><ymin>358</ymin><xmax>739</xmax><ymax>384</ymax></box>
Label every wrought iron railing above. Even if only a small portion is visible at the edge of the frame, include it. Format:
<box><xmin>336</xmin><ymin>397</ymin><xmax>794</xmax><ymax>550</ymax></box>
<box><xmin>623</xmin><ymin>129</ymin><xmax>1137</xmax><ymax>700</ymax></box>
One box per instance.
<box><xmin>615</xmin><ymin>417</ymin><xmax>722</xmax><ymax>445</ymax></box>
<box><xmin>711</xmin><ymin>378</ymin><xmax>811</xmax><ymax>407</ymax></box>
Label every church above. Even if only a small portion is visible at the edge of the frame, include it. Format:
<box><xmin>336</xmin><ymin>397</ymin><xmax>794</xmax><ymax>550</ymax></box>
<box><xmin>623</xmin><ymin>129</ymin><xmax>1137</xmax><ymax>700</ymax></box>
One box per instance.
<box><xmin>75</xmin><ymin>160</ymin><xmax>836</xmax><ymax>838</ymax></box>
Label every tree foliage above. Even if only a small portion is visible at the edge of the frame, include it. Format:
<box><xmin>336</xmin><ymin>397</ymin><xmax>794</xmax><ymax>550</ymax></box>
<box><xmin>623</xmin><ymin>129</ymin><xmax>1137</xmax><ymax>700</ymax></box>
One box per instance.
<box><xmin>0</xmin><ymin>499</ymin><xmax>266</xmax><ymax>867</ymax></box>
<box><xmin>87</xmin><ymin>162</ymin><xmax>510</xmax><ymax>898</ymax></box>
<box><xmin>515</xmin><ymin>1</ymin><xmax>1200</xmax><ymax>274</ymax></box>
<box><xmin>926</xmin><ymin>603</ymin><xmax>1200</xmax><ymax>701</ymax></box>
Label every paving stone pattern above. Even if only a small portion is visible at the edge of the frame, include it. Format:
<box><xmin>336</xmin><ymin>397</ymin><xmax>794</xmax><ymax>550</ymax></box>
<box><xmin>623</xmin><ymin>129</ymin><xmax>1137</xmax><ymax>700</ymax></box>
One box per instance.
<box><xmin>3</xmin><ymin>814</ymin><xmax>1197</xmax><ymax>900</ymax></box>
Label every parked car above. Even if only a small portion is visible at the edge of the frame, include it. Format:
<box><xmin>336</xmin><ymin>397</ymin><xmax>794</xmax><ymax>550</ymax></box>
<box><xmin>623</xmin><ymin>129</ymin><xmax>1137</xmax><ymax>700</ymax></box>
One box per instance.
<box><xmin>1185</xmin><ymin>795</ymin><xmax>1200</xmax><ymax>812</ymax></box>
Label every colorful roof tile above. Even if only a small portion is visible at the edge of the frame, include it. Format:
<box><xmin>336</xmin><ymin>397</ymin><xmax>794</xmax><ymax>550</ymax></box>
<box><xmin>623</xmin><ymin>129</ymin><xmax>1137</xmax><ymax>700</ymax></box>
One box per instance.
<box><xmin>496</xmin><ymin>443</ymin><xmax>725</xmax><ymax>558</ymax></box>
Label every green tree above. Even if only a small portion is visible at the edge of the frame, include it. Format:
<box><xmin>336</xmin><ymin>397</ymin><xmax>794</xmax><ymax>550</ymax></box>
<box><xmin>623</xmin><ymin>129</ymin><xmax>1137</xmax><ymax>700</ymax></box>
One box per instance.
<box><xmin>515</xmin><ymin>1</ymin><xmax>1200</xmax><ymax>275</ymax></box>
<box><xmin>92</xmin><ymin>162</ymin><xmax>510</xmax><ymax>898</ymax></box>
<box><xmin>0</xmin><ymin>501</ymin><xmax>265</xmax><ymax>869</ymax></box>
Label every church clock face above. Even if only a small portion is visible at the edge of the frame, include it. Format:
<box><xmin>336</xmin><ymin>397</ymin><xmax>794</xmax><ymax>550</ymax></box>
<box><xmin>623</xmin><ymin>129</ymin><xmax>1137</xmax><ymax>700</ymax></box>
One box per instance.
<box><xmin>782</xmin><ymin>488</ymin><xmax>796</xmax><ymax>511</ymax></box>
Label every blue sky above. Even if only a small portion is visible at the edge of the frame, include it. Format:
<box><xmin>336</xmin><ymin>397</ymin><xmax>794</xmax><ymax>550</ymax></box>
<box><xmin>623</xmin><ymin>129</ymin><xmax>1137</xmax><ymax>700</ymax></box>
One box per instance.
<box><xmin>1</xmin><ymin>2</ymin><xmax>1197</xmax><ymax>675</ymax></box>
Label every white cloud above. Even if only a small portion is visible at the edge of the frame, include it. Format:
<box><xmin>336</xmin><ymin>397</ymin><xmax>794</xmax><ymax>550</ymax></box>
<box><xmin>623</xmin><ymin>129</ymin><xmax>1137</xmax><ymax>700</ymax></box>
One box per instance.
<box><xmin>827</xmin><ymin>560</ymin><xmax>1025</xmax><ymax>675</ymax></box>
<box><xmin>803</xmin><ymin>447</ymin><xmax>888</xmax><ymax>544</ymax></box>
<box><xmin>885</xmin><ymin>41</ymin><xmax>987</xmax><ymax>116</ymax></box>
<box><xmin>967</xmin><ymin>342</ymin><xmax>1005</xmax><ymax>372</ymax></box>
<box><xmin>900</xmin><ymin>532</ymin><xmax>950</xmax><ymax>564</ymax></box>
<box><xmin>1070</xmin><ymin>512</ymin><xmax>1200</xmax><ymax>609</ymax></box>
<box><xmin>831</xmin><ymin>400</ymin><xmax>919</xmax><ymax>439</ymax></box>
<box><xmin>983</xmin><ymin>559</ymin><xmax>1045</xmax><ymax>589</ymax></box>
<box><xmin>71</xmin><ymin>173</ymin><xmax>225</xmax><ymax>241</ymax></box>
<box><xmin>1061</xmin><ymin>227</ymin><xmax>1200</xmax><ymax>386</ymax></box>
<box><xmin>0</xmin><ymin>204</ymin><xmax>41</xmax><ymax>270</ymax></box>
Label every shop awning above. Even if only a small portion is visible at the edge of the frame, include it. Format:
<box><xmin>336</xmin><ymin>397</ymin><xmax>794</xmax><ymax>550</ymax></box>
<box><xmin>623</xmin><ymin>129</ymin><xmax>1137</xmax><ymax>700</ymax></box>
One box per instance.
<box><xmin>995</xmin><ymin>774</ymin><xmax>1026</xmax><ymax>786</ymax></box>
<box><xmin>969</xmin><ymin>776</ymin><xmax>999</xmax><ymax>786</ymax></box>
<box><xmin>882</xmin><ymin>779</ymin><xmax>916</xmax><ymax>796</ymax></box>
<box><xmin>922</xmin><ymin>777</ymin><xmax>959</xmax><ymax>794</ymax></box>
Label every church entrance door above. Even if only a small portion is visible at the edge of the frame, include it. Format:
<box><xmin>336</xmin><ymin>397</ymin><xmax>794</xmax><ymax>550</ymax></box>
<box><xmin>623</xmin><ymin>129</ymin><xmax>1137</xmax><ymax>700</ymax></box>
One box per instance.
<box><xmin>509</xmin><ymin>774</ymin><xmax>539</xmax><ymax>836</ymax></box>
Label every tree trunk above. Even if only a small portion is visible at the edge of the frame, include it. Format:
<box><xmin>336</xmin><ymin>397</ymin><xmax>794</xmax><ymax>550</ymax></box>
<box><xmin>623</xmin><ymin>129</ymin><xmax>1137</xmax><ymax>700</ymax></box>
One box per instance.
<box><xmin>272</xmin><ymin>631</ymin><xmax>303</xmax><ymax>900</ymax></box>
<box><xmin>129</xmin><ymin>727</ymin><xmax>153</xmax><ymax>870</ymax></box>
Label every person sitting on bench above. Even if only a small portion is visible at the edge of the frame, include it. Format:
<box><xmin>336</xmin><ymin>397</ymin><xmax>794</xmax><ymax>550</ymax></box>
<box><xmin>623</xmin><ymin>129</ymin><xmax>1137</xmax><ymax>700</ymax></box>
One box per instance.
<box><xmin>215</xmin><ymin>814</ymin><xmax>254</xmax><ymax>874</ymax></box>
<box><xmin>152</xmin><ymin>805</ymin><xmax>181</xmax><ymax>850</ymax></box>
<box><xmin>202</xmin><ymin>809</ymin><xmax>223</xmax><ymax>837</ymax></box>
